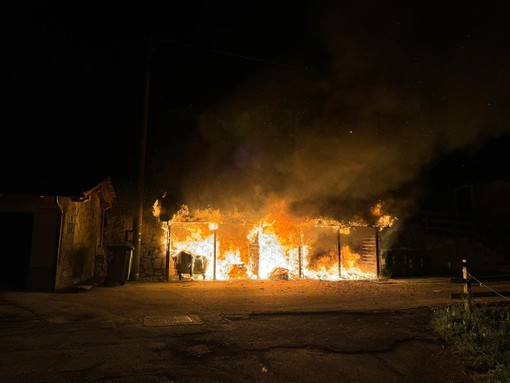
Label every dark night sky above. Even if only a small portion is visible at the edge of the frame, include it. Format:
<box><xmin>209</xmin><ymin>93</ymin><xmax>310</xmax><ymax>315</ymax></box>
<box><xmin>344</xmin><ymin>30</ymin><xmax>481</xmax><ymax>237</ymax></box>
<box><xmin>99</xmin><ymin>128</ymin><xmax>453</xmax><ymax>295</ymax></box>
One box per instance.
<box><xmin>4</xmin><ymin>0</ymin><xmax>510</xmax><ymax>220</ymax></box>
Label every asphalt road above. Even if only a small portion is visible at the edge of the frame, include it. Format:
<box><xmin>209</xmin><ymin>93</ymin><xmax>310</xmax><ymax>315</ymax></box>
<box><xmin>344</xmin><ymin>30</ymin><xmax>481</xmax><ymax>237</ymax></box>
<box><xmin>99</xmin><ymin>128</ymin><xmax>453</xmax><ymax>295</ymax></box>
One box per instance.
<box><xmin>2</xmin><ymin>277</ymin><xmax>506</xmax><ymax>383</ymax></box>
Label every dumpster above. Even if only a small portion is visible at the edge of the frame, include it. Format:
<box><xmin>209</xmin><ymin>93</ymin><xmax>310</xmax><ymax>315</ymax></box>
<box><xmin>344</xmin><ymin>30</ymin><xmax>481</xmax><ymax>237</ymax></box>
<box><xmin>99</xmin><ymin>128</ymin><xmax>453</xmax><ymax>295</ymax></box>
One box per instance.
<box><xmin>174</xmin><ymin>251</ymin><xmax>207</xmax><ymax>280</ymax></box>
<box><xmin>105</xmin><ymin>245</ymin><xmax>133</xmax><ymax>285</ymax></box>
<box><xmin>382</xmin><ymin>248</ymin><xmax>425</xmax><ymax>278</ymax></box>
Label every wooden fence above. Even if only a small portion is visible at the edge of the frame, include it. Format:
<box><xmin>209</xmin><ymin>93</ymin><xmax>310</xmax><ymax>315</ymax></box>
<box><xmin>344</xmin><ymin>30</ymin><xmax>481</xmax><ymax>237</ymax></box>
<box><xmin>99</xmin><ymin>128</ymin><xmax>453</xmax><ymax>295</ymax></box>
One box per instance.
<box><xmin>450</xmin><ymin>259</ymin><xmax>510</xmax><ymax>311</ymax></box>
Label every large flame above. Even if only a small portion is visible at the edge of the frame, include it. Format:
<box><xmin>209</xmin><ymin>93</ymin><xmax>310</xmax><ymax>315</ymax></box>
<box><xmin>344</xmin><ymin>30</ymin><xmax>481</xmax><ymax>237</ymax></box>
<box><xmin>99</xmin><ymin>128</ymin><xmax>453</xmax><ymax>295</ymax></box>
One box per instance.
<box><xmin>157</xmin><ymin>201</ymin><xmax>396</xmax><ymax>281</ymax></box>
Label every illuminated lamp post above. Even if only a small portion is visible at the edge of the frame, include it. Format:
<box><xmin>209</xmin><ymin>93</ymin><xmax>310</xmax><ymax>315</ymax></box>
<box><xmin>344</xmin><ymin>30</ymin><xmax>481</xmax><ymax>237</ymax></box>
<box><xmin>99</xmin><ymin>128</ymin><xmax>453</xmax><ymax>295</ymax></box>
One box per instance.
<box><xmin>298</xmin><ymin>232</ymin><xmax>303</xmax><ymax>279</ymax></box>
<box><xmin>375</xmin><ymin>227</ymin><xmax>380</xmax><ymax>278</ymax></box>
<box><xmin>337</xmin><ymin>226</ymin><xmax>342</xmax><ymax>279</ymax></box>
<box><xmin>209</xmin><ymin>223</ymin><xmax>218</xmax><ymax>280</ymax></box>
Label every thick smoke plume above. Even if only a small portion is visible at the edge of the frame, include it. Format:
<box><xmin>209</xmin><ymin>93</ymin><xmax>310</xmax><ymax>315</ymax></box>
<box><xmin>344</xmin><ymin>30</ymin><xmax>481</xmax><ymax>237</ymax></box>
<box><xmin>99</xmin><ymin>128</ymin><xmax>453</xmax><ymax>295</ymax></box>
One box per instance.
<box><xmin>156</xmin><ymin>1</ymin><xmax>509</xmax><ymax>222</ymax></box>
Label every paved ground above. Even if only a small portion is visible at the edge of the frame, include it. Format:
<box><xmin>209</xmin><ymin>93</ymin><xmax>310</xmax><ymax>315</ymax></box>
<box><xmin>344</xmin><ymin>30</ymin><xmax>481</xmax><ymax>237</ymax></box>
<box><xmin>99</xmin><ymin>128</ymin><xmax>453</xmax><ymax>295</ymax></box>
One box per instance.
<box><xmin>1</xmin><ymin>277</ymin><xmax>508</xmax><ymax>383</ymax></box>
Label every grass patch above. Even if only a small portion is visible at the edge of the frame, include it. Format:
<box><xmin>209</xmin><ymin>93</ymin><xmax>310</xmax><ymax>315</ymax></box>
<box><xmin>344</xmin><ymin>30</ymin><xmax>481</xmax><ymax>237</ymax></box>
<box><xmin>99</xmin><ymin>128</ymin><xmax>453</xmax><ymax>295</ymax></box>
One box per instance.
<box><xmin>431</xmin><ymin>303</ymin><xmax>510</xmax><ymax>383</ymax></box>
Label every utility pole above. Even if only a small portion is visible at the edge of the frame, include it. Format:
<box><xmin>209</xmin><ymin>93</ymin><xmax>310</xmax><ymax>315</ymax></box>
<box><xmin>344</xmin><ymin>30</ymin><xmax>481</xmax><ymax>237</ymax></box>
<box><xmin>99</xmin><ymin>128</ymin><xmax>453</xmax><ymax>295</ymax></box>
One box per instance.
<box><xmin>337</xmin><ymin>227</ymin><xmax>342</xmax><ymax>279</ymax></box>
<box><xmin>130</xmin><ymin>36</ymin><xmax>152</xmax><ymax>280</ymax></box>
<box><xmin>213</xmin><ymin>229</ymin><xmax>217</xmax><ymax>280</ymax></box>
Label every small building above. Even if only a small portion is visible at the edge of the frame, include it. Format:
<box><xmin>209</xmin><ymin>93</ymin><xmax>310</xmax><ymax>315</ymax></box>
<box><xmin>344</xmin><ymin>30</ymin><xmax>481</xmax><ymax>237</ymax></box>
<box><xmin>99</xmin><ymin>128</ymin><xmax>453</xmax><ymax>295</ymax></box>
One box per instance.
<box><xmin>0</xmin><ymin>177</ymin><xmax>116</xmax><ymax>292</ymax></box>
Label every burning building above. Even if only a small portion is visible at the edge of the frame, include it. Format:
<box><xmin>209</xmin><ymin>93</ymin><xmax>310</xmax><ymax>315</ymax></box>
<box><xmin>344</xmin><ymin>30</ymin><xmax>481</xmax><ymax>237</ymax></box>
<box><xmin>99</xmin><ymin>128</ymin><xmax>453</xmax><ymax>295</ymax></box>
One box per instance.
<box><xmin>153</xmin><ymin>200</ymin><xmax>395</xmax><ymax>281</ymax></box>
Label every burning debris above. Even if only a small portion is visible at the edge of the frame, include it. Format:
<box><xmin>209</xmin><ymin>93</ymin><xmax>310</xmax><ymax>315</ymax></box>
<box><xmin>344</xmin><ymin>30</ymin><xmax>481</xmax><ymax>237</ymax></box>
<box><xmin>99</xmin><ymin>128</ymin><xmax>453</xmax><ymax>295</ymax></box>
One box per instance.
<box><xmin>268</xmin><ymin>267</ymin><xmax>291</xmax><ymax>281</ymax></box>
<box><xmin>153</xmin><ymin>200</ymin><xmax>396</xmax><ymax>281</ymax></box>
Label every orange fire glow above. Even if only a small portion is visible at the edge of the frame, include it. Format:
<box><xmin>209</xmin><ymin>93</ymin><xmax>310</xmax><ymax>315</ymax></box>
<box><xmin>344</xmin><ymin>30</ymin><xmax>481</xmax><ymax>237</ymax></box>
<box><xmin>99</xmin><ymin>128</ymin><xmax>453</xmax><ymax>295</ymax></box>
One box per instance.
<box><xmin>155</xmin><ymin>201</ymin><xmax>395</xmax><ymax>281</ymax></box>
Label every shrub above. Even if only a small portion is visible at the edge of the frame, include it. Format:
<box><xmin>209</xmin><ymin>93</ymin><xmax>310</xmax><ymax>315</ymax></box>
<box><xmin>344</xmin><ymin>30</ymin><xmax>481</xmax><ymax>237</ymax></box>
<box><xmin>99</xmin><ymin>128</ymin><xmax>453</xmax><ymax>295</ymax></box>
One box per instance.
<box><xmin>431</xmin><ymin>303</ymin><xmax>510</xmax><ymax>383</ymax></box>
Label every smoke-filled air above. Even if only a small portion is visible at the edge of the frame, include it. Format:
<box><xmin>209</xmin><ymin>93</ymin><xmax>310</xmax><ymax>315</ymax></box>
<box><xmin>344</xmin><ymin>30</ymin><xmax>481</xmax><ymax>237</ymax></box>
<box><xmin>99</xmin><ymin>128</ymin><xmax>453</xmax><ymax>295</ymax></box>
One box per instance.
<box><xmin>153</xmin><ymin>2</ymin><xmax>509</xmax><ymax>223</ymax></box>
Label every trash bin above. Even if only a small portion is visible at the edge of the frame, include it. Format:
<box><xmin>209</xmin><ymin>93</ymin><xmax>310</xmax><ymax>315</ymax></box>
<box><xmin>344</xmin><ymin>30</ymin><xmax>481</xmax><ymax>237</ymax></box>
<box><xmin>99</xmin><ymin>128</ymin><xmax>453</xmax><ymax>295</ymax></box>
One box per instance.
<box><xmin>105</xmin><ymin>245</ymin><xmax>133</xmax><ymax>285</ymax></box>
<box><xmin>174</xmin><ymin>251</ymin><xmax>207</xmax><ymax>280</ymax></box>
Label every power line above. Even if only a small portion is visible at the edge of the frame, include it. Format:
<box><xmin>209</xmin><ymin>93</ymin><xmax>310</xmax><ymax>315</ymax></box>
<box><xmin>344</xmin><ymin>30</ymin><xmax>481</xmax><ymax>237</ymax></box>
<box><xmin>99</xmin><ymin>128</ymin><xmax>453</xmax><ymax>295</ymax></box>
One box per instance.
<box><xmin>153</xmin><ymin>38</ymin><xmax>326</xmax><ymax>74</ymax></box>
<box><xmin>468</xmin><ymin>273</ymin><xmax>510</xmax><ymax>302</ymax></box>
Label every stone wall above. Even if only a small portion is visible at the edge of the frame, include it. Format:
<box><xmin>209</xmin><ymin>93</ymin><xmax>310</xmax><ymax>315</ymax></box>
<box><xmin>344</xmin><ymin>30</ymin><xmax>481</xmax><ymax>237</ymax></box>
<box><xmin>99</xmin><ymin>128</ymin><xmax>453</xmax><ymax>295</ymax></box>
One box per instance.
<box><xmin>139</xmin><ymin>217</ymin><xmax>167</xmax><ymax>280</ymax></box>
<box><xmin>104</xmin><ymin>200</ymin><xmax>168</xmax><ymax>280</ymax></box>
<box><xmin>425</xmin><ymin>234</ymin><xmax>506</xmax><ymax>276</ymax></box>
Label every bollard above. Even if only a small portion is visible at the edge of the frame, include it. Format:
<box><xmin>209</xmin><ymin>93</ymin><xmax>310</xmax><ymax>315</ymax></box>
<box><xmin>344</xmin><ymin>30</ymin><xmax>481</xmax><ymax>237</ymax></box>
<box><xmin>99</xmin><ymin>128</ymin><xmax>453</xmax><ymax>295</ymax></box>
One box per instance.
<box><xmin>462</xmin><ymin>259</ymin><xmax>472</xmax><ymax>312</ymax></box>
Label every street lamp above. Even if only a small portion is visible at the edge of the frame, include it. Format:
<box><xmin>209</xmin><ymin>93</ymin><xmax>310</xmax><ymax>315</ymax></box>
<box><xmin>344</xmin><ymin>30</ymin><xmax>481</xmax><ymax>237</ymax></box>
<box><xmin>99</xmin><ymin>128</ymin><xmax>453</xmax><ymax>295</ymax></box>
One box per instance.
<box><xmin>209</xmin><ymin>222</ymin><xmax>218</xmax><ymax>280</ymax></box>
